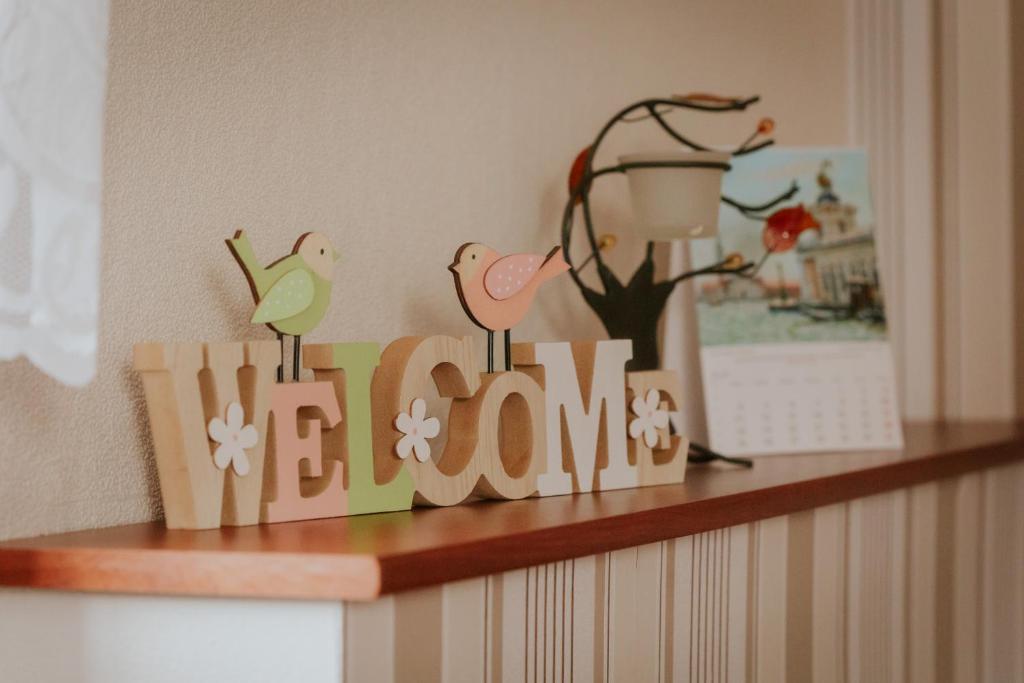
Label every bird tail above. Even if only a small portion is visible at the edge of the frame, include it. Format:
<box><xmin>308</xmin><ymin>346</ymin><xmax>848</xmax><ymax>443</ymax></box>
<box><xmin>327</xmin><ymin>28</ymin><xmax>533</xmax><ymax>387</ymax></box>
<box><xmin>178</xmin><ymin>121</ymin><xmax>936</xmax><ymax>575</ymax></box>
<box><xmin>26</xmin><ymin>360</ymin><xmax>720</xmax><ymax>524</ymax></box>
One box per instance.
<box><xmin>226</xmin><ymin>230</ymin><xmax>264</xmax><ymax>300</ymax></box>
<box><xmin>539</xmin><ymin>246</ymin><xmax>571</xmax><ymax>279</ymax></box>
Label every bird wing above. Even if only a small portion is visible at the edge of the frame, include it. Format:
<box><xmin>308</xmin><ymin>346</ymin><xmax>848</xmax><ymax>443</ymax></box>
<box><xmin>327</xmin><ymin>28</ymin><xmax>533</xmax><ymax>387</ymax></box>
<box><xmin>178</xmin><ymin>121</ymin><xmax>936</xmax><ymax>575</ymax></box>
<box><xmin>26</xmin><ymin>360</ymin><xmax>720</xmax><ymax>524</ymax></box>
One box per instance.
<box><xmin>251</xmin><ymin>268</ymin><xmax>315</xmax><ymax>323</ymax></box>
<box><xmin>484</xmin><ymin>253</ymin><xmax>546</xmax><ymax>300</ymax></box>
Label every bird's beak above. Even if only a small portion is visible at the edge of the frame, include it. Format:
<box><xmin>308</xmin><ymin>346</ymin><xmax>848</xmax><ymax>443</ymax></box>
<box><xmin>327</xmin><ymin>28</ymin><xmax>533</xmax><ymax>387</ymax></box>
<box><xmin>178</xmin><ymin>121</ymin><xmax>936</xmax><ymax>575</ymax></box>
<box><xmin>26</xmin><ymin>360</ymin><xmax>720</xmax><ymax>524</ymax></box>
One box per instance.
<box><xmin>332</xmin><ymin>249</ymin><xmax>340</xmax><ymax>263</ymax></box>
<box><xmin>448</xmin><ymin>261</ymin><xmax>460</xmax><ymax>276</ymax></box>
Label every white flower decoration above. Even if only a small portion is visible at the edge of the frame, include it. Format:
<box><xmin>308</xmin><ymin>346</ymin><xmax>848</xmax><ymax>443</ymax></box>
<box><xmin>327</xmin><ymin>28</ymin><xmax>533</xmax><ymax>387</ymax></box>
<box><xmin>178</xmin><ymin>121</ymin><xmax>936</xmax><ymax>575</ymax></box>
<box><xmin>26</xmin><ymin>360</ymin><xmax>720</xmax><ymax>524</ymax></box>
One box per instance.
<box><xmin>395</xmin><ymin>398</ymin><xmax>441</xmax><ymax>463</ymax></box>
<box><xmin>628</xmin><ymin>389</ymin><xmax>670</xmax><ymax>449</ymax></box>
<box><xmin>207</xmin><ymin>402</ymin><xmax>258</xmax><ymax>476</ymax></box>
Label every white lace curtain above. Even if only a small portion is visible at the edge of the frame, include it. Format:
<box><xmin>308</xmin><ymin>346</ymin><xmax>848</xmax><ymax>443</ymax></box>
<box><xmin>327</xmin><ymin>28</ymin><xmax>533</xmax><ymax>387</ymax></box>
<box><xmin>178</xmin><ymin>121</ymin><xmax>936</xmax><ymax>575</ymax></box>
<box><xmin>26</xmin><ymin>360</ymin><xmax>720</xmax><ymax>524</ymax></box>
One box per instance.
<box><xmin>0</xmin><ymin>0</ymin><xmax>108</xmax><ymax>386</ymax></box>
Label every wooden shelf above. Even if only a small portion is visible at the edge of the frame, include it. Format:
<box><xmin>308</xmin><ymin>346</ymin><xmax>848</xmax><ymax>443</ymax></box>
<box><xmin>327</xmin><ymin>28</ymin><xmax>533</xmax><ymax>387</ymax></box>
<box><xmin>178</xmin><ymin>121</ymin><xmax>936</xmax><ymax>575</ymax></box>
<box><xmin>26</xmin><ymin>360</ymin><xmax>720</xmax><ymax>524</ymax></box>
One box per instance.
<box><xmin>1</xmin><ymin>421</ymin><xmax>1021</xmax><ymax>601</ymax></box>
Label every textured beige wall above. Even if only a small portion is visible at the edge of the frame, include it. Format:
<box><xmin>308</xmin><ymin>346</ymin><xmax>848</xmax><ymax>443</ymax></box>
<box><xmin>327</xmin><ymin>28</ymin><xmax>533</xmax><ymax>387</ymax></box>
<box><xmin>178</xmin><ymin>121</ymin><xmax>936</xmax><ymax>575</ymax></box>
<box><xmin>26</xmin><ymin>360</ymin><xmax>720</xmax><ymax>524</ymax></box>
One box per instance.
<box><xmin>0</xmin><ymin>0</ymin><xmax>847</xmax><ymax>540</ymax></box>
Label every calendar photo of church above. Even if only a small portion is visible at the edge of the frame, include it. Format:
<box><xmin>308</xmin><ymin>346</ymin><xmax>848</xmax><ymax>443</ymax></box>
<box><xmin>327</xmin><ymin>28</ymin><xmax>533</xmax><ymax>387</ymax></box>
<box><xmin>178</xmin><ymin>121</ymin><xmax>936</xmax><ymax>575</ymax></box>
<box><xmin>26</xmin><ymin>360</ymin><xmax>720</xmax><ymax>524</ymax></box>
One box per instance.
<box><xmin>693</xmin><ymin>148</ymin><xmax>888</xmax><ymax>347</ymax></box>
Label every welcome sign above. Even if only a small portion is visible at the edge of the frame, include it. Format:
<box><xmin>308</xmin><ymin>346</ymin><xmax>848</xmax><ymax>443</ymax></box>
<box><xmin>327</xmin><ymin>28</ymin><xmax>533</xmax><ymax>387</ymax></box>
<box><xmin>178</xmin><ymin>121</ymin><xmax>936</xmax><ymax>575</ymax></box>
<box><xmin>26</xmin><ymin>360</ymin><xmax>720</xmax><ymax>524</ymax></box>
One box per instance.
<box><xmin>134</xmin><ymin>337</ymin><xmax>688</xmax><ymax>530</ymax></box>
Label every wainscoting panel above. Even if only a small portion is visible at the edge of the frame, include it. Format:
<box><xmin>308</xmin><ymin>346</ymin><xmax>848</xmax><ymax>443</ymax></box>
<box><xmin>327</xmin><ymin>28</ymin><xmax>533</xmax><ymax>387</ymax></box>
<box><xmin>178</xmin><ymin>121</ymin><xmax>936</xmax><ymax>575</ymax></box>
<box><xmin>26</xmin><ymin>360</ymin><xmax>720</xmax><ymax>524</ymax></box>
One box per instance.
<box><xmin>340</xmin><ymin>464</ymin><xmax>1024</xmax><ymax>681</ymax></box>
<box><xmin>810</xmin><ymin>503</ymin><xmax>846</xmax><ymax>683</ymax></box>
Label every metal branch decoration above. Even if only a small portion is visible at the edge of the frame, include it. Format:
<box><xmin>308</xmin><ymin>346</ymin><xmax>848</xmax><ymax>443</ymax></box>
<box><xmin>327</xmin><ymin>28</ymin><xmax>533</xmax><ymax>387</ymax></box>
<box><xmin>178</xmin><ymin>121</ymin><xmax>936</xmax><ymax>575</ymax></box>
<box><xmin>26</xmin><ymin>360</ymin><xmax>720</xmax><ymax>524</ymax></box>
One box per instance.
<box><xmin>562</xmin><ymin>94</ymin><xmax>798</xmax><ymax>372</ymax></box>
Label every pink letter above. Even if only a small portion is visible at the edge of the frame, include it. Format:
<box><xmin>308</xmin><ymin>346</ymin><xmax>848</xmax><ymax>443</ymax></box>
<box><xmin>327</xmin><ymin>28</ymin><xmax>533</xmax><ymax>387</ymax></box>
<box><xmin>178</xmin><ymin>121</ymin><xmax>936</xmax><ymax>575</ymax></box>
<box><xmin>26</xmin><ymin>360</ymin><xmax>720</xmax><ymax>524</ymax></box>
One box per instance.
<box><xmin>262</xmin><ymin>382</ymin><xmax>346</xmax><ymax>523</ymax></box>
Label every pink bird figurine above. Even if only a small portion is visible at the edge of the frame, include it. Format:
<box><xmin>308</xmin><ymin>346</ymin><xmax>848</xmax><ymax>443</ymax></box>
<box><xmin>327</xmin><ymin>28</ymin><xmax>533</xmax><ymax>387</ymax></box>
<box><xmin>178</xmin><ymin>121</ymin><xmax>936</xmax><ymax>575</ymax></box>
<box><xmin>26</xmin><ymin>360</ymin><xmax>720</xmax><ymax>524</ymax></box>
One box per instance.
<box><xmin>449</xmin><ymin>243</ymin><xmax>570</xmax><ymax>372</ymax></box>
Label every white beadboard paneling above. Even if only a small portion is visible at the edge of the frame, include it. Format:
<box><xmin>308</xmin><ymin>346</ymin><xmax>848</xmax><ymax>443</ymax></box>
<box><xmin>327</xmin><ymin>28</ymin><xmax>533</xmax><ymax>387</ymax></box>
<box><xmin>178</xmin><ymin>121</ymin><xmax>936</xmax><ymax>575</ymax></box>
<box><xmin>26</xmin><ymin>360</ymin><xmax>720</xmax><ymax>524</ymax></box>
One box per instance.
<box><xmin>812</xmin><ymin>503</ymin><xmax>847</xmax><ymax>683</ymax></box>
<box><xmin>570</xmin><ymin>556</ymin><xmax>598</xmax><ymax>683</ymax></box>
<box><xmin>695</xmin><ymin>532</ymin><xmax>710</xmax><ymax>682</ymax></box>
<box><xmin>785</xmin><ymin>512</ymin><xmax>814</xmax><ymax>682</ymax></box>
<box><xmin>635</xmin><ymin>543</ymin><xmax>663</xmax><ymax>682</ymax></box>
<box><xmin>544</xmin><ymin>564</ymin><xmax>556</xmax><ymax>681</ymax></box>
<box><xmin>489</xmin><ymin>569</ymin><xmax>528</xmax><ymax>683</ymax></box>
<box><xmin>888</xmin><ymin>489</ymin><xmax>908</xmax><ymax>683</ymax></box>
<box><xmin>546</xmin><ymin>561</ymin><xmax>568</xmax><ymax>682</ymax></box>
<box><xmin>526</xmin><ymin>565</ymin><xmax>539</xmax><ymax>682</ymax></box>
<box><xmin>907</xmin><ymin>482</ymin><xmax>940</xmax><ymax>683</ymax></box>
<box><xmin>751</xmin><ymin>516</ymin><xmax>788</xmax><ymax>682</ymax></box>
<box><xmin>1017</xmin><ymin>463</ymin><xmax>1024</xmax><ymax>680</ymax></box>
<box><xmin>1018</xmin><ymin>463</ymin><xmax>1024</xmax><ymax>680</ymax></box>
<box><xmin>339</xmin><ymin>472</ymin><xmax>1017</xmax><ymax>681</ymax></box>
<box><xmin>670</xmin><ymin>535</ymin><xmax>695</xmax><ymax>682</ymax></box>
<box><xmin>846</xmin><ymin>496</ymin><xmax>866</xmax><ymax>683</ymax></box>
<box><xmin>523</xmin><ymin>563</ymin><xmax>569</xmax><ymax>683</ymax></box>
<box><xmin>607</xmin><ymin>547</ymin><xmax>638</xmax><ymax>682</ymax></box>
<box><xmin>952</xmin><ymin>472</ymin><xmax>983</xmax><ymax>683</ymax></box>
<box><xmin>726</xmin><ymin>525</ymin><xmax>749</xmax><ymax>683</ymax></box>
<box><xmin>607</xmin><ymin>544</ymin><xmax>662</xmax><ymax>681</ymax></box>
<box><xmin>552</xmin><ymin>562</ymin><xmax>566</xmax><ymax>683</ymax></box>
<box><xmin>659</xmin><ymin>540</ymin><xmax>671</xmax><ymax>683</ymax></box>
<box><xmin>442</xmin><ymin>577</ymin><xmax>487</xmax><ymax>681</ymax></box>
<box><xmin>345</xmin><ymin>595</ymin><xmax>396</xmax><ymax>683</ymax></box>
<box><xmin>981</xmin><ymin>464</ymin><xmax>1024</xmax><ymax>682</ymax></box>
<box><xmin>670</xmin><ymin>529</ymin><xmax>739</xmax><ymax>683</ymax></box>
<box><xmin>0</xmin><ymin>590</ymin><xmax>342</xmax><ymax>683</ymax></box>
<box><xmin>847</xmin><ymin>492</ymin><xmax>906</xmax><ymax>683</ymax></box>
<box><xmin>665</xmin><ymin>529</ymin><xmax>749</xmax><ymax>683</ymax></box>
<box><xmin>394</xmin><ymin>585</ymin><xmax>444</xmax><ymax>682</ymax></box>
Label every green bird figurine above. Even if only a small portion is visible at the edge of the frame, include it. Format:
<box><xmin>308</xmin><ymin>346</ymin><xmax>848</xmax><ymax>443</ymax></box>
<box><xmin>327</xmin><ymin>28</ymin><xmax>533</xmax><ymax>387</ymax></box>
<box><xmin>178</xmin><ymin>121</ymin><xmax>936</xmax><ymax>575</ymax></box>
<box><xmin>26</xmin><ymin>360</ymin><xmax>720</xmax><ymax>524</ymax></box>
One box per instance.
<box><xmin>226</xmin><ymin>230</ymin><xmax>339</xmax><ymax>382</ymax></box>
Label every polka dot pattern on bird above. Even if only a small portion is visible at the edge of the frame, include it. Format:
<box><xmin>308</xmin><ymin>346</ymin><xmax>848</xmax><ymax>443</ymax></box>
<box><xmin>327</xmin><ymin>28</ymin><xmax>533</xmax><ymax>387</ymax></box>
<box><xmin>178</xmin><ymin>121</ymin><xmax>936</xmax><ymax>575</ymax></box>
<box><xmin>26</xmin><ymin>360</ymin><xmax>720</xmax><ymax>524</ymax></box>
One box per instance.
<box><xmin>484</xmin><ymin>253</ymin><xmax>542</xmax><ymax>300</ymax></box>
<box><xmin>250</xmin><ymin>269</ymin><xmax>316</xmax><ymax>324</ymax></box>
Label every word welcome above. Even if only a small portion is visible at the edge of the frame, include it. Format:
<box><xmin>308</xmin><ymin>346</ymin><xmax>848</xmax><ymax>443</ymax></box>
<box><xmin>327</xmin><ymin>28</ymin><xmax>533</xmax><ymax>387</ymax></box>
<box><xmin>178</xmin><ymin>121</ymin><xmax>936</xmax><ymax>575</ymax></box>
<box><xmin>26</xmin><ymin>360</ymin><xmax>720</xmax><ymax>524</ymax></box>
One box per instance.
<box><xmin>134</xmin><ymin>337</ymin><xmax>688</xmax><ymax>529</ymax></box>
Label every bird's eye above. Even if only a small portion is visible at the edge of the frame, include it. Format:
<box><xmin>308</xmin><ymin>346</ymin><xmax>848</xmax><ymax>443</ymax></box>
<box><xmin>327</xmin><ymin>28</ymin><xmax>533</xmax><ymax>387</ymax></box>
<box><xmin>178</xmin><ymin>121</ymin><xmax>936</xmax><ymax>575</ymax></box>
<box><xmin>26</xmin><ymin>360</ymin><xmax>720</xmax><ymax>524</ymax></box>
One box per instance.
<box><xmin>320</xmin><ymin>248</ymin><xmax>325</xmax><ymax>255</ymax></box>
<box><xmin>471</xmin><ymin>254</ymin><xmax>476</xmax><ymax>260</ymax></box>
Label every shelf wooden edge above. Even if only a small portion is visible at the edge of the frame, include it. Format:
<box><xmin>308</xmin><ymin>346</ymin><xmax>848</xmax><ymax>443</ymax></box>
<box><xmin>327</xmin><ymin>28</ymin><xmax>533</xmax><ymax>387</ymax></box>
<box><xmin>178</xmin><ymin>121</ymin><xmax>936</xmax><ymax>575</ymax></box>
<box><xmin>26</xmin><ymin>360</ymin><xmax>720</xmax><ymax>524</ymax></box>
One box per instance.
<box><xmin>375</xmin><ymin>432</ymin><xmax>1024</xmax><ymax>595</ymax></box>
<box><xmin>1</xmin><ymin>422</ymin><xmax>1021</xmax><ymax>601</ymax></box>
<box><xmin>0</xmin><ymin>548</ymin><xmax>383</xmax><ymax>601</ymax></box>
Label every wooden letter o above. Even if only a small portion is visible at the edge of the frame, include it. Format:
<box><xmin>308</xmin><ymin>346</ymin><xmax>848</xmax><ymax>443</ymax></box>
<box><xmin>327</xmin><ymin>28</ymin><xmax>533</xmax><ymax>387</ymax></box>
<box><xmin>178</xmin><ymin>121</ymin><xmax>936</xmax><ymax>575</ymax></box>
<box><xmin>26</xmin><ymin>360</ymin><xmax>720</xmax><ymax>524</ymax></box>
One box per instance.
<box><xmin>450</xmin><ymin>370</ymin><xmax>546</xmax><ymax>500</ymax></box>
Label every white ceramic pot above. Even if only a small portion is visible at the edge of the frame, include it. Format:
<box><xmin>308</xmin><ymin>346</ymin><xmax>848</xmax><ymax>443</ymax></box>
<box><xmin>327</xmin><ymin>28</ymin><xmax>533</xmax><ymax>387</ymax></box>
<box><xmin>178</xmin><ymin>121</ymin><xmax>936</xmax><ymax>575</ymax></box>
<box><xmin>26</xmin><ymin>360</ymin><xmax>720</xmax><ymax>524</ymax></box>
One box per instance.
<box><xmin>619</xmin><ymin>150</ymin><xmax>730</xmax><ymax>241</ymax></box>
